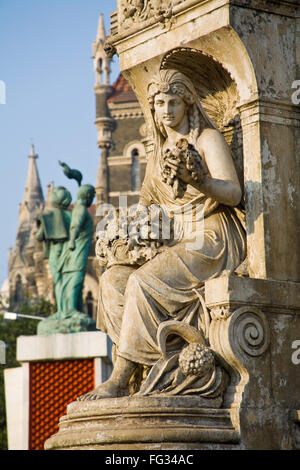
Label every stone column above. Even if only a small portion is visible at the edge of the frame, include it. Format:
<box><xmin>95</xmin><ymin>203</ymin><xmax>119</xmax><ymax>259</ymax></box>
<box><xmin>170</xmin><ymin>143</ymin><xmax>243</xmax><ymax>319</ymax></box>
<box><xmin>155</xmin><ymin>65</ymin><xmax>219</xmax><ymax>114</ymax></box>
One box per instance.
<box><xmin>229</xmin><ymin>3</ymin><xmax>300</xmax><ymax>281</ymax></box>
<box><xmin>109</xmin><ymin>0</ymin><xmax>300</xmax><ymax>281</ymax></box>
<box><xmin>95</xmin><ymin>146</ymin><xmax>110</xmax><ymax>206</ymax></box>
<box><xmin>94</xmin><ymin>82</ymin><xmax>114</xmax><ymax>208</ymax></box>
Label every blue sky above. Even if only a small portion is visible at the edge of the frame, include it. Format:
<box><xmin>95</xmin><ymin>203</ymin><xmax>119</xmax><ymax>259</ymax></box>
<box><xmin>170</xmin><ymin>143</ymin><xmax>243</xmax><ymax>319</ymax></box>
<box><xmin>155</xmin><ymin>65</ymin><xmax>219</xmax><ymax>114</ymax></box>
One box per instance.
<box><xmin>0</xmin><ymin>0</ymin><xmax>119</xmax><ymax>287</ymax></box>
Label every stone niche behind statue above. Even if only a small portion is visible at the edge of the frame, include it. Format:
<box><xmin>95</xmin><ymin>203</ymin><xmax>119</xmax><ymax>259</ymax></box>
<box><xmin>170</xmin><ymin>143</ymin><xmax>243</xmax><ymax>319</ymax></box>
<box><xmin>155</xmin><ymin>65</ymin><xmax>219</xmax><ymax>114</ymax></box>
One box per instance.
<box><xmin>36</xmin><ymin>162</ymin><xmax>96</xmax><ymax>335</ymax></box>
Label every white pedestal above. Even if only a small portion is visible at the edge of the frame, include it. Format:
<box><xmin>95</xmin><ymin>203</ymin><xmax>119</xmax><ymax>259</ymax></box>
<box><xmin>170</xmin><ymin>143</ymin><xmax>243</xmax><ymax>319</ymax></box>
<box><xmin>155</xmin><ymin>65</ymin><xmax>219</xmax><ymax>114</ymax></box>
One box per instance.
<box><xmin>4</xmin><ymin>331</ymin><xmax>112</xmax><ymax>450</ymax></box>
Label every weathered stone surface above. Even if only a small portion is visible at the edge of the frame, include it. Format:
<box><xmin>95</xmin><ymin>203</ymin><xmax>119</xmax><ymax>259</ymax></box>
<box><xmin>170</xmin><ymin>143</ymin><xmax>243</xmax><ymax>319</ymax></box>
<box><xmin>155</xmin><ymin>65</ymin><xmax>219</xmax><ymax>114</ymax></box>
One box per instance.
<box><xmin>44</xmin><ymin>396</ymin><xmax>239</xmax><ymax>450</ymax></box>
<box><xmin>86</xmin><ymin>59</ymin><xmax>246</xmax><ymax>404</ymax></box>
<box><xmin>207</xmin><ymin>275</ymin><xmax>300</xmax><ymax>449</ymax></box>
<box><xmin>205</xmin><ymin>275</ymin><xmax>300</xmax><ymax>313</ymax></box>
<box><xmin>110</xmin><ymin>0</ymin><xmax>300</xmax><ymax>282</ymax></box>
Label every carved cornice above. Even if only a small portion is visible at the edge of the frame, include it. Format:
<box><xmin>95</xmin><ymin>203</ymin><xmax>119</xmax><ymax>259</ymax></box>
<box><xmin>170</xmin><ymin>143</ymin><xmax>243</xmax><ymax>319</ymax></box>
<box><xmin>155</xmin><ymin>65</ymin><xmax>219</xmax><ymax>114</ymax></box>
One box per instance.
<box><xmin>108</xmin><ymin>0</ymin><xmax>299</xmax><ymax>44</ymax></box>
<box><xmin>109</xmin><ymin>0</ymin><xmax>226</xmax><ymax>45</ymax></box>
<box><xmin>110</xmin><ymin>111</ymin><xmax>144</xmax><ymax>120</ymax></box>
<box><xmin>205</xmin><ymin>276</ymin><xmax>300</xmax><ymax>315</ymax></box>
<box><xmin>238</xmin><ymin>99</ymin><xmax>300</xmax><ymax>128</ymax></box>
<box><xmin>108</xmin><ymin>155</ymin><xmax>147</xmax><ymax>166</ymax></box>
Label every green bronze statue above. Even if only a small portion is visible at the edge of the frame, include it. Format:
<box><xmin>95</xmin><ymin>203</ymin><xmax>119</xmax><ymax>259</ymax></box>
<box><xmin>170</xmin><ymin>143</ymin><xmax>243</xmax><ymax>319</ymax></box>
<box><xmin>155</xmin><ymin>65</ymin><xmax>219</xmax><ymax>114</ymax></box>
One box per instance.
<box><xmin>36</xmin><ymin>163</ymin><xmax>96</xmax><ymax>335</ymax></box>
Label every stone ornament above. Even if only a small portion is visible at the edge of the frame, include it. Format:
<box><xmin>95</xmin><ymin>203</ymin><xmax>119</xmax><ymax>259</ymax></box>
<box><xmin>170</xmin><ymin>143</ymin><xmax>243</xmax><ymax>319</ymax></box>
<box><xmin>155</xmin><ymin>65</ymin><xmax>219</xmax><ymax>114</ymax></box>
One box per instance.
<box><xmin>95</xmin><ymin>205</ymin><xmax>169</xmax><ymax>269</ymax></box>
<box><xmin>208</xmin><ymin>304</ymin><xmax>271</xmax><ymax>413</ymax></box>
<box><xmin>161</xmin><ymin>138</ymin><xmax>209</xmax><ymax>199</ymax></box>
<box><xmin>103</xmin><ymin>41</ymin><xmax>117</xmax><ymax>59</ymax></box>
<box><xmin>210</xmin><ymin>305</ymin><xmax>232</xmax><ymax>320</ymax></box>
<box><xmin>119</xmin><ymin>0</ymin><xmax>175</xmax><ymax>30</ymax></box>
<box><xmin>228</xmin><ymin>307</ymin><xmax>270</xmax><ymax>358</ymax></box>
<box><xmin>137</xmin><ymin>319</ymin><xmax>228</xmax><ymax>401</ymax></box>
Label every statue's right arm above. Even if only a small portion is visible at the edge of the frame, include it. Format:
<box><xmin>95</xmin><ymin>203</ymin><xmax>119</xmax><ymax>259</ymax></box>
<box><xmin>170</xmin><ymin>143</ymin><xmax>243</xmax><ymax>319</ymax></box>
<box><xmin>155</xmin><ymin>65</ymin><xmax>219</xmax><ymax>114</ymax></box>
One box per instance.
<box><xmin>69</xmin><ymin>204</ymin><xmax>86</xmax><ymax>249</ymax></box>
<box><xmin>195</xmin><ymin>128</ymin><xmax>242</xmax><ymax>207</ymax></box>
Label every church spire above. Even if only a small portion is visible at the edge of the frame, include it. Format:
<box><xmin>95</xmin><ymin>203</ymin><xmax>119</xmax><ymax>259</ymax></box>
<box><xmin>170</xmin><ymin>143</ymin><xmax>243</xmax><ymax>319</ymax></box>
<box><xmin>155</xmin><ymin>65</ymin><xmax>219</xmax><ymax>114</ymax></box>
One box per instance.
<box><xmin>93</xmin><ymin>14</ymin><xmax>112</xmax><ymax>86</ymax></box>
<box><xmin>93</xmin><ymin>13</ymin><xmax>115</xmax><ymax>205</ymax></box>
<box><xmin>22</xmin><ymin>144</ymin><xmax>44</xmax><ymax>210</ymax></box>
<box><xmin>8</xmin><ymin>145</ymin><xmax>45</xmax><ymax>304</ymax></box>
<box><xmin>96</xmin><ymin>13</ymin><xmax>106</xmax><ymax>43</ymax></box>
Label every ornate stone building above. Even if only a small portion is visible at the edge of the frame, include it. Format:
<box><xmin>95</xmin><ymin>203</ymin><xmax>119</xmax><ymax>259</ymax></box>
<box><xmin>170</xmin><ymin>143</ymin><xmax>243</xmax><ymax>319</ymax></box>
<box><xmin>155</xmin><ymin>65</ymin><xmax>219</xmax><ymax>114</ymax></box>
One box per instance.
<box><xmin>6</xmin><ymin>13</ymin><xmax>146</xmax><ymax>320</ymax></box>
<box><xmin>92</xmin><ymin>13</ymin><xmax>147</xmax><ymax>208</ymax></box>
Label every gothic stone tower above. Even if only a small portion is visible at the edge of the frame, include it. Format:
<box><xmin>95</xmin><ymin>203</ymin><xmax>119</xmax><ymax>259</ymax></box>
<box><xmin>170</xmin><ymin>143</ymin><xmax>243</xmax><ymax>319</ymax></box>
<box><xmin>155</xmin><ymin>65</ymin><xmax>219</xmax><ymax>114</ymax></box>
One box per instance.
<box><xmin>93</xmin><ymin>14</ymin><xmax>115</xmax><ymax>205</ymax></box>
<box><xmin>93</xmin><ymin>14</ymin><xmax>147</xmax><ymax>211</ymax></box>
<box><xmin>8</xmin><ymin>145</ymin><xmax>44</xmax><ymax>305</ymax></box>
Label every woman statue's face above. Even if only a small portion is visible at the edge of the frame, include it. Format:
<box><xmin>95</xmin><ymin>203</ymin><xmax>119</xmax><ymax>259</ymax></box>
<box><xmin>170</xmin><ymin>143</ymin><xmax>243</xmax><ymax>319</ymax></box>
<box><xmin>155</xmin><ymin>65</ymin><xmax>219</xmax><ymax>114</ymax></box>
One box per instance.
<box><xmin>154</xmin><ymin>91</ymin><xmax>186</xmax><ymax>129</ymax></box>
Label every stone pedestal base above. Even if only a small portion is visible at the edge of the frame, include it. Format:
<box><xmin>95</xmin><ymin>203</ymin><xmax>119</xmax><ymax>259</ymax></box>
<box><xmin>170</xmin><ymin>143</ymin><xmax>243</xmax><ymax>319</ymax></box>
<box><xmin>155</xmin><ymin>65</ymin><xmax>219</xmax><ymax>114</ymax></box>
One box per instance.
<box><xmin>37</xmin><ymin>311</ymin><xmax>96</xmax><ymax>335</ymax></box>
<box><xmin>44</xmin><ymin>396</ymin><xmax>239</xmax><ymax>450</ymax></box>
<box><xmin>44</xmin><ymin>275</ymin><xmax>300</xmax><ymax>450</ymax></box>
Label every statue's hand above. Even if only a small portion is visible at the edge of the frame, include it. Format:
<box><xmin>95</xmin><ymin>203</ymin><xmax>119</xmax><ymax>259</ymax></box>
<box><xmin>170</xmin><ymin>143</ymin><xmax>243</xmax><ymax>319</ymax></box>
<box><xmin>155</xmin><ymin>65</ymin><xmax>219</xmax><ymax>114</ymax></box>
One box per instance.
<box><xmin>68</xmin><ymin>240</ymin><xmax>75</xmax><ymax>251</ymax></box>
<box><xmin>166</xmin><ymin>159</ymin><xmax>194</xmax><ymax>185</ymax></box>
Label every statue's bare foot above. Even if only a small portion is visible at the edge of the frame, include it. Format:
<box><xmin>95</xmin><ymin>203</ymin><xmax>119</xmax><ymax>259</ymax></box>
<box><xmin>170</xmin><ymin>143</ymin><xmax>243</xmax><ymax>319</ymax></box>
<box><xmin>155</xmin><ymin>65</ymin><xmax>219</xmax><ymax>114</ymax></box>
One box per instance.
<box><xmin>77</xmin><ymin>379</ymin><xmax>128</xmax><ymax>401</ymax></box>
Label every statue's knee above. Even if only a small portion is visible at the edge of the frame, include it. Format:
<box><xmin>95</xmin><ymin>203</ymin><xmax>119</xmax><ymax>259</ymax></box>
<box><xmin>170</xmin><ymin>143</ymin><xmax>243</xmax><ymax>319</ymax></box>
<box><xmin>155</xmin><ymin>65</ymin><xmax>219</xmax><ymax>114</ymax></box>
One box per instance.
<box><xmin>100</xmin><ymin>266</ymin><xmax>134</xmax><ymax>293</ymax></box>
<box><xmin>127</xmin><ymin>272</ymin><xmax>142</xmax><ymax>290</ymax></box>
<box><xmin>100</xmin><ymin>268</ymin><xmax>116</xmax><ymax>288</ymax></box>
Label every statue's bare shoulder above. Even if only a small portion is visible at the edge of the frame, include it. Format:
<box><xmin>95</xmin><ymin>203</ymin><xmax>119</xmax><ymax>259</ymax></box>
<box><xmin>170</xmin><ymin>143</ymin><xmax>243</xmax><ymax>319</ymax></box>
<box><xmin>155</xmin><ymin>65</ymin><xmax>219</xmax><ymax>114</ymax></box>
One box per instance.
<box><xmin>197</xmin><ymin>127</ymin><xmax>239</xmax><ymax>184</ymax></box>
<box><xmin>197</xmin><ymin>127</ymin><xmax>226</xmax><ymax>153</ymax></box>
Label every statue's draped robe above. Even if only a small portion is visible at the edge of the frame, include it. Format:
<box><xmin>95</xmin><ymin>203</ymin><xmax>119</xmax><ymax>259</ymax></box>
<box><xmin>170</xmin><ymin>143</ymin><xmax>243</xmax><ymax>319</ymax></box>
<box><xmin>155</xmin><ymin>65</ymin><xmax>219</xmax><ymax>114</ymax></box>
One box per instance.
<box><xmin>58</xmin><ymin>203</ymin><xmax>94</xmax><ymax>315</ymax></box>
<box><xmin>36</xmin><ymin>208</ymin><xmax>71</xmax><ymax>314</ymax></box>
<box><xmin>97</xmin><ymin>149</ymin><xmax>246</xmax><ymax>366</ymax></box>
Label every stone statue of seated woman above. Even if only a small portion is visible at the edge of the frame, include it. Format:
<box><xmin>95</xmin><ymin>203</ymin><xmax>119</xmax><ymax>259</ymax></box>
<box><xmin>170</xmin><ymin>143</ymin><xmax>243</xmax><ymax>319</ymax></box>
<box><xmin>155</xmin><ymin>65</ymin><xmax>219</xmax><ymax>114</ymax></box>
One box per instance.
<box><xmin>79</xmin><ymin>68</ymin><xmax>246</xmax><ymax>401</ymax></box>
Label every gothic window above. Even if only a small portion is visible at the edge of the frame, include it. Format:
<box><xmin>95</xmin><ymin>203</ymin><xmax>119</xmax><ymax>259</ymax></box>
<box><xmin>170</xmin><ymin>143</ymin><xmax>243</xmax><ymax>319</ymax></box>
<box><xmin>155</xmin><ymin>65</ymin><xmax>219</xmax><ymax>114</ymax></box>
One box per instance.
<box><xmin>97</xmin><ymin>58</ymin><xmax>103</xmax><ymax>74</ymax></box>
<box><xmin>14</xmin><ymin>274</ymin><xmax>23</xmax><ymax>303</ymax></box>
<box><xmin>96</xmin><ymin>58</ymin><xmax>104</xmax><ymax>84</ymax></box>
<box><xmin>131</xmin><ymin>149</ymin><xmax>141</xmax><ymax>191</ymax></box>
<box><xmin>86</xmin><ymin>291</ymin><xmax>94</xmax><ymax>319</ymax></box>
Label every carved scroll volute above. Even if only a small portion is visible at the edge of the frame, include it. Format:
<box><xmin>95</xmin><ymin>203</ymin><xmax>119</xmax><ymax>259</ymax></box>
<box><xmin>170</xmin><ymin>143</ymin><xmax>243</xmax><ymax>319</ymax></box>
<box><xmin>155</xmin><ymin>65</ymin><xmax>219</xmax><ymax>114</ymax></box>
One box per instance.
<box><xmin>227</xmin><ymin>307</ymin><xmax>270</xmax><ymax>359</ymax></box>
<box><xmin>209</xmin><ymin>306</ymin><xmax>271</xmax><ymax>408</ymax></box>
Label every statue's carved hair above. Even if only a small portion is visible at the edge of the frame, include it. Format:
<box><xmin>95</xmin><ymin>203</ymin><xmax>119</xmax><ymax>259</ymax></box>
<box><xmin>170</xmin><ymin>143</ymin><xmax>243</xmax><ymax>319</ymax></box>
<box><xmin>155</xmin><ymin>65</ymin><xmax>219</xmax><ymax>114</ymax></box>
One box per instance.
<box><xmin>147</xmin><ymin>69</ymin><xmax>216</xmax><ymax>147</ymax></box>
<box><xmin>148</xmin><ymin>79</ymin><xmax>195</xmax><ymax>110</ymax></box>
